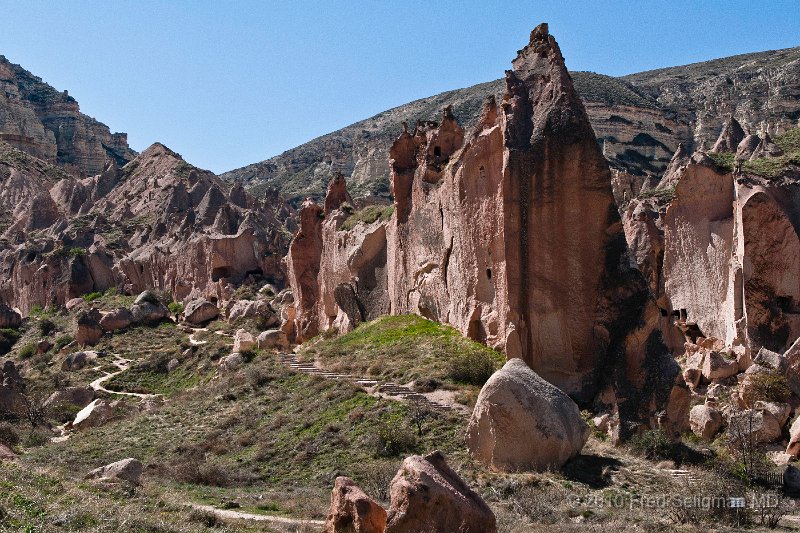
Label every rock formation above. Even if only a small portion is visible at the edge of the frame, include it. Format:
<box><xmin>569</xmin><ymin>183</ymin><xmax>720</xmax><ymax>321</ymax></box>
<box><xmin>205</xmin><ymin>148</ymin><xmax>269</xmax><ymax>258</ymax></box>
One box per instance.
<box><xmin>223</xmin><ymin>45</ymin><xmax>800</xmax><ymax>206</ymax></box>
<box><xmin>0</xmin><ymin>142</ymin><xmax>291</xmax><ymax>313</ymax></box>
<box><xmin>325</xmin><ymin>476</ymin><xmax>387</xmax><ymax>533</ymax></box>
<box><xmin>0</xmin><ymin>55</ymin><xmax>134</xmax><ymax>177</ymax></box>
<box><xmin>286</xmin><ymin>24</ymin><xmax>677</xmax><ymax>430</ymax></box>
<box><xmin>385</xmin><ymin>451</ymin><xmax>496</xmax><ymax>533</ymax></box>
<box><xmin>466</xmin><ymin>358</ymin><xmax>588</xmax><ymax>471</ymax></box>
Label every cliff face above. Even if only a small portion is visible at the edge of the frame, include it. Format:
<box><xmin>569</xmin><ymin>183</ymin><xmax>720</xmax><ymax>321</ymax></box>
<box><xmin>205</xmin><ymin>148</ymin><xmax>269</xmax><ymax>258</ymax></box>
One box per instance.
<box><xmin>0</xmin><ymin>55</ymin><xmax>134</xmax><ymax>178</ymax></box>
<box><xmin>223</xmin><ymin>47</ymin><xmax>800</xmax><ymax>206</ymax></box>
<box><xmin>0</xmin><ymin>142</ymin><xmax>291</xmax><ymax>313</ymax></box>
<box><xmin>286</xmin><ymin>25</ymin><xmax>677</xmax><ymax>428</ymax></box>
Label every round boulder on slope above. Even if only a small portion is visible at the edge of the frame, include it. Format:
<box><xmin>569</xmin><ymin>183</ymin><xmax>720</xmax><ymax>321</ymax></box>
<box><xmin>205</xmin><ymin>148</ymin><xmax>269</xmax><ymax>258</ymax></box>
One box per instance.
<box><xmin>465</xmin><ymin>358</ymin><xmax>588</xmax><ymax>472</ymax></box>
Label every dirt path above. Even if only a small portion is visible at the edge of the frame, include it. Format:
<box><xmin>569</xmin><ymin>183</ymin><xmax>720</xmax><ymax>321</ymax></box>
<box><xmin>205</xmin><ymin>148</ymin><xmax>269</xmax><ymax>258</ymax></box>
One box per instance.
<box><xmin>88</xmin><ymin>355</ymin><xmax>158</xmax><ymax>399</ymax></box>
<box><xmin>189</xmin><ymin>503</ymin><xmax>324</xmax><ymax>531</ymax></box>
<box><xmin>278</xmin><ymin>352</ymin><xmax>468</xmax><ymax>414</ymax></box>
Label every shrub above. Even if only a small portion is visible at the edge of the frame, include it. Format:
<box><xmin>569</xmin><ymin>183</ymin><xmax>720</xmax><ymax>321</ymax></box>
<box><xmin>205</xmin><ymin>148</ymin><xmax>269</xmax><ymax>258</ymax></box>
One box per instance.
<box><xmin>629</xmin><ymin>429</ymin><xmax>676</xmax><ymax>461</ymax></box>
<box><xmin>54</xmin><ymin>334</ymin><xmax>74</xmax><ymax>351</ymax></box>
<box><xmin>0</xmin><ymin>328</ymin><xmax>21</xmax><ymax>355</ymax></box>
<box><xmin>167</xmin><ymin>301</ymin><xmax>184</xmax><ymax>315</ymax></box>
<box><xmin>172</xmin><ymin>460</ymin><xmax>230</xmax><ymax>487</ymax></box>
<box><xmin>742</xmin><ymin>372</ymin><xmax>791</xmax><ymax>406</ymax></box>
<box><xmin>355</xmin><ymin>461</ymin><xmax>399</xmax><ymax>502</ymax></box>
<box><xmin>371</xmin><ymin>422</ymin><xmax>418</xmax><ymax>457</ymax></box>
<box><xmin>21</xmin><ymin>427</ymin><xmax>51</xmax><ymax>447</ymax></box>
<box><xmin>18</xmin><ymin>343</ymin><xmax>36</xmax><ymax>359</ymax></box>
<box><xmin>38</xmin><ymin>318</ymin><xmax>56</xmax><ymax>337</ymax></box>
<box><xmin>82</xmin><ymin>291</ymin><xmax>102</xmax><ymax>303</ymax></box>
<box><xmin>0</xmin><ymin>422</ymin><xmax>20</xmax><ymax>447</ymax></box>
<box><xmin>447</xmin><ymin>350</ymin><xmax>498</xmax><ymax>385</ymax></box>
<box><xmin>340</xmin><ymin>205</ymin><xmax>395</xmax><ymax>231</ymax></box>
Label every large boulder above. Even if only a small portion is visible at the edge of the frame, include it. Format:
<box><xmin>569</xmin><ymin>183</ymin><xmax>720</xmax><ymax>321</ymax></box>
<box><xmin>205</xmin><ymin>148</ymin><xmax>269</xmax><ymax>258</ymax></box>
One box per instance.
<box><xmin>85</xmin><ymin>458</ymin><xmax>143</xmax><ymax>484</ymax></box>
<box><xmin>465</xmin><ymin>358</ymin><xmax>588</xmax><ymax>471</ymax></box>
<box><xmin>75</xmin><ymin>308</ymin><xmax>103</xmax><ymax>346</ymax></box>
<box><xmin>130</xmin><ymin>301</ymin><xmax>169</xmax><ymax>324</ymax></box>
<box><xmin>99</xmin><ymin>308</ymin><xmax>134</xmax><ymax>332</ymax></box>
<box><xmin>689</xmin><ymin>403</ymin><xmax>723</xmax><ymax>441</ymax></box>
<box><xmin>0</xmin><ymin>304</ymin><xmax>21</xmax><ymax>329</ymax></box>
<box><xmin>256</xmin><ymin>329</ymin><xmax>289</xmax><ymax>350</ymax></box>
<box><xmin>183</xmin><ymin>298</ymin><xmax>219</xmax><ymax>325</ymax></box>
<box><xmin>227</xmin><ymin>299</ymin><xmax>276</xmax><ymax>323</ymax></box>
<box><xmin>61</xmin><ymin>351</ymin><xmax>97</xmax><ymax>371</ymax></box>
<box><xmin>385</xmin><ymin>451</ymin><xmax>496</xmax><ymax>533</ymax></box>
<box><xmin>44</xmin><ymin>386</ymin><xmax>94</xmax><ymax>409</ymax></box>
<box><xmin>233</xmin><ymin>329</ymin><xmax>255</xmax><ymax>353</ymax></box>
<box><xmin>71</xmin><ymin>399</ymin><xmax>131</xmax><ymax>431</ymax></box>
<box><xmin>701</xmin><ymin>351</ymin><xmax>738</xmax><ymax>381</ymax></box>
<box><xmin>325</xmin><ymin>476</ymin><xmax>386</xmax><ymax>533</ymax></box>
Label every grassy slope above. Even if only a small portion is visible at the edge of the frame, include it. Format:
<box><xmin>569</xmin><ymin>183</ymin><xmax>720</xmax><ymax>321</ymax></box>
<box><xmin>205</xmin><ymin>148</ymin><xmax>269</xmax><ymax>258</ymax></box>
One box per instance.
<box><xmin>299</xmin><ymin>315</ymin><xmax>505</xmax><ymax>392</ymax></box>
<box><xmin>709</xmin><ymin>127</ymin><xmax>800</xmax><ymax>177</ymax></box>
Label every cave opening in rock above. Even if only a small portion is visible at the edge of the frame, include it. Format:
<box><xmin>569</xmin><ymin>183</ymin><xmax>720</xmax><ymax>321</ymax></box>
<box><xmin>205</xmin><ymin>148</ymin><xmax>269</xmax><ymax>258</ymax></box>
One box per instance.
<box><xmin>211</xmin><ymin>266</ymin><xmax>231</xmax><ymax>281</ymax></box>
<box><xmin>433</xmin><ymin>146</ymin><xmax>441</xmax><ymax>158</ymax></box>
<box><xmin>486</xmin><ymin>268</ymin><xmax>492</xmax><ymax>280</ymax></box>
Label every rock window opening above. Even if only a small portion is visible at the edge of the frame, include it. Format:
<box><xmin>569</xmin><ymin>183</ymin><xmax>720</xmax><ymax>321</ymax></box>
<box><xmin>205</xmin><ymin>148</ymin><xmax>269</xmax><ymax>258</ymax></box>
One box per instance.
<box><xmin>486</xmin><ymin>268</ymin><xmax>492</xmax><ymax>280</ymax></box>
<box><xmin>433</xmin><ymin>146</ymin><xmax>442</xmax><ymax>158</ymax></box>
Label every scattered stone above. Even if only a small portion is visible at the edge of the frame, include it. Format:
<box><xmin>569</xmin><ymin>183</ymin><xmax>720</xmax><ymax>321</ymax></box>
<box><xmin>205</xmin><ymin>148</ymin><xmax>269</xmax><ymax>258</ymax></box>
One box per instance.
<box><xmin>61</xmin><ymin>351</ymin><xmax>98</xmax><ymax>371</ymax></box>
<box><xmin>256</xmin><ymin>329</ymin><xmax>288</xmax><ymax>350</ymax></box>
<box><xmin>227</xmin><ymin>299</ymin><xmax>275</xmax><ymax>323</ymax></box>
<box><xmin>44</xmin><ymin>386</ymin><xmax>94</xmax><ymax>409</ymax></box>
<box><xmin>130</xmin><ymin>301</ymin><xmax>169</xmax><ymax>324</ymax></box>
<box><xmin>134</xmin><ymin>290</ymin><xmax>160</xmax><ymax>305</ymax></box>
<box><xmin>0</xmin><ymin>304</ymin><xmax>21</xmax><ymax>329</ymax></box>
<box><xmin>71</xmin><ymin>399</ymin><xmax>130</xmax><ymax>431</ymax></box>
<box><xmin>787</xmin><ymin>415</ymin><xmax>800</xmax><ymax>457</ymax></box>
<box><xmin>85</xmin><ymin>458</ymin><xmax>143</xmax><ymax>484</ymax></box>
<box><xmin>183</xmin><ymin>298</ymin><xmax>219</xmax><ymax>325</ymax></box>
<box><xmin>701</xmin><ymin>351</ymin><xmax>738</xmax><ymax>381</ymax></box>
<box><xmin>0</xmin><ymin>443</ymin><xmax>17</xmax><ymax>461</ymax></box>
<box><xmin>325</xmin><ymin>476</ymin><xmax>387</xmax><ymax>533</ymax></box>
<box><xmin>167</xmin><ymin>358</ymin><xmax>180</xmax><ymax>372</ymax></box>
<box><xmin>36</xmin><ymin>339</ymin><xmax>52</xmax><ymax>354</ymax></box>
<box><xmin>466</xmin><ymin>358</ymin><xmax>588</xmax><ymax>471</ymax></box>
<box><xmin>689</xmin><ymin>404</ymin><xmax>723</xmax><ymax>441</ymax></box>
<box><xmin>233</xmin><ymin>329</ymin><xmax>255</xmax><ymax>353</ymax></box>
<box><xmin>754</xmin><ymin>347</ymin><xmax>787</xmax><ymax>373</ymax></box>
<box><xmin>386</xmin><ymin>451</ymin><xmax>496</xmax><ymax>533</ymax></box>
<box><xmin>220</xmin><ymin>353</ymin><xmax>244</xmax><ymax>372</ymax></box>
<box><xmin>65</xmin><ymin>297</ymin><xmax>85</xmax><ymax>311</ymax></box>
<box><xmin>99</xmin><ymin>307</ymin><xmax>134</xmax><ymax>331</ymax></box>
<box><xmin>75</xmin><ymin>308</ymin><xmax>103</xmax><ymax>346</ymax></box>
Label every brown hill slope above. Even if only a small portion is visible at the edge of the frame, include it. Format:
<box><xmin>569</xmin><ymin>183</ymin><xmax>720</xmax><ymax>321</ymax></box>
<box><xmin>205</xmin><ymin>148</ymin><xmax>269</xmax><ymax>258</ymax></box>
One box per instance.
<box><xmin>222</xmin><ymin>47</ymin><xmax>800</xmax><ymax>205</ymax></box>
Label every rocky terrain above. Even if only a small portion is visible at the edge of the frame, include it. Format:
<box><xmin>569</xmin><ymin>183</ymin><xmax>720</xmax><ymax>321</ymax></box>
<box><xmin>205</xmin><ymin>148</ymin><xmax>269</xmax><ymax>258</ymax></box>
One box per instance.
<box><xmin>1</xmin><ymin>21</ymin><xmax>800</xmax><ymax>533</ymax></box>
<box><xmin>0</xmin><ymin>55</ymin><xmax>135</xmax><ymax>177</ymax></box>
<box><xmin>0</xmin><ymin>141</ymin><xmax>292</xmax><ymax>313</ymax></box>
<box><xmin>222</xmin><ymin>47</ymin><xmax>800</xmax><ymax>206</ymax></box>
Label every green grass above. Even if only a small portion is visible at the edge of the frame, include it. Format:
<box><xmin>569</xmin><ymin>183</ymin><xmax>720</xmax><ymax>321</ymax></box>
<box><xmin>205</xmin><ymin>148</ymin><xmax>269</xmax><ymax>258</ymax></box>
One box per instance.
<box><xmin>339</xmin><ymin>204</ymin><xmax>395</xmax><ymax>231</ymax></box>
<box><xmin>710</xmin><ymin>127</ymin><xmax>800</xmax><ymax>178</ymax></box>
<box><xmin>300</xmin><ymin>315</ymin><xmax>504</xmax><ymax>390</ymax></box>
<box><xmin>637</xmin><ymin>185</ymin><xmax>676</xmax><ymax>203</ymax></box>
<box><xmin>0</xmin><ymin>461</ymin><xmax>257</xmax><ymax>532</ymax></box>
<box><xmin>27</xmin><ymin>354</ymin><xmax>466</xmax><ymax>521</ymax></box>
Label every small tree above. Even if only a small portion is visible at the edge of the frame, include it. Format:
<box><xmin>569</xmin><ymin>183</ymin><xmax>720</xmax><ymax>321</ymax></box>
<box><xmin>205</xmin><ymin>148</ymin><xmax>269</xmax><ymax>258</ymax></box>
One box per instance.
<box><xmin>407</xmin><ymin>398</ymin><xmax>432</xmax><ymax>437</ymax></box>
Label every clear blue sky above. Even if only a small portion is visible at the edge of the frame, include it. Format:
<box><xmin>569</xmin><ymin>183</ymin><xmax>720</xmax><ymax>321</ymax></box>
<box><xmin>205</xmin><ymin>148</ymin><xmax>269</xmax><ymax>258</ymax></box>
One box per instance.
<box><xmin>1</xmin><ymin>1</ymin><xmax>797</xmax><ymax>173</ymax></box>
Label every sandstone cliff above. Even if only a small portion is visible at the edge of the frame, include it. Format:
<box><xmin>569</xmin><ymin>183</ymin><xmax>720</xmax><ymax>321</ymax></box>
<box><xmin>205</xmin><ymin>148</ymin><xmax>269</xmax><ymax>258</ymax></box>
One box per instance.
<box><xmin>0</xmin><ymin>54</ymin><xmax>134</xmax><ymax>178</ymax></box>
<box><xmin>0</xmin><ymin>142</ymin><xmax>291</xmax><ymax>313</ymax></box>
<box><xmin>286</xmin><ymin>25</ymin><xmax>677</xmax><ymax>430</ymax></box>
<box><xmin>223</xmin><ymin>47</ymin><xmax>800</xmax><ymax>206</ymax></box>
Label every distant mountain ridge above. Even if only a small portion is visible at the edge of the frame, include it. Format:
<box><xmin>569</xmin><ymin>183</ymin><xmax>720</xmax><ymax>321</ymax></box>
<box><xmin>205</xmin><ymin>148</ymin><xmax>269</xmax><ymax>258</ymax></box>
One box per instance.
<box><xmin>222</xmin><ymin>46</ymin><xmax>800</xmax><ymax>205</ymax></box>
<box><xmin>0</xmin><ymin>54</ymin><xmax>135</xmax><ymax>177</ymax></box>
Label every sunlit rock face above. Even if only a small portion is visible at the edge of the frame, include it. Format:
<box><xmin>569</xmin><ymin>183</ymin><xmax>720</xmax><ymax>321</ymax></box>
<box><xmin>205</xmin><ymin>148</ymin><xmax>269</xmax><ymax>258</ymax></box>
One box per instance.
<box><xmin>287</xmin><ymin>24</ymin><xmax>677</xmax><ymax>430</ymax></box>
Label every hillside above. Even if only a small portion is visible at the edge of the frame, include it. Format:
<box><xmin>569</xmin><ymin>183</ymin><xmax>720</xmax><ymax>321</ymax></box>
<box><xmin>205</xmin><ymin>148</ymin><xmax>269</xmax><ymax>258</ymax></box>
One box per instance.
<box><xmin>222</xmin><ymin>46</ymin><xmax>800</xmax><ymax>205</ymax></box>
<box><xmin>0</xmin><ymin>54</ymin><xmax>135</xmax><ymax>177</ymax></box>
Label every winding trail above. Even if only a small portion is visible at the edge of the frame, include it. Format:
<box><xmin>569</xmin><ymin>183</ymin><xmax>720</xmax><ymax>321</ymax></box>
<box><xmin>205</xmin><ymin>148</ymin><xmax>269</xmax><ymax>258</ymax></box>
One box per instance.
<box><xmin>88</xmin><ymin>354</ymin><xmax>159</xmax><ymax>399</ymax></box>
<box><xmin>188</xmin><ymin>503</ymin><xmax>324</xmax><ymax>531</ymax></box>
